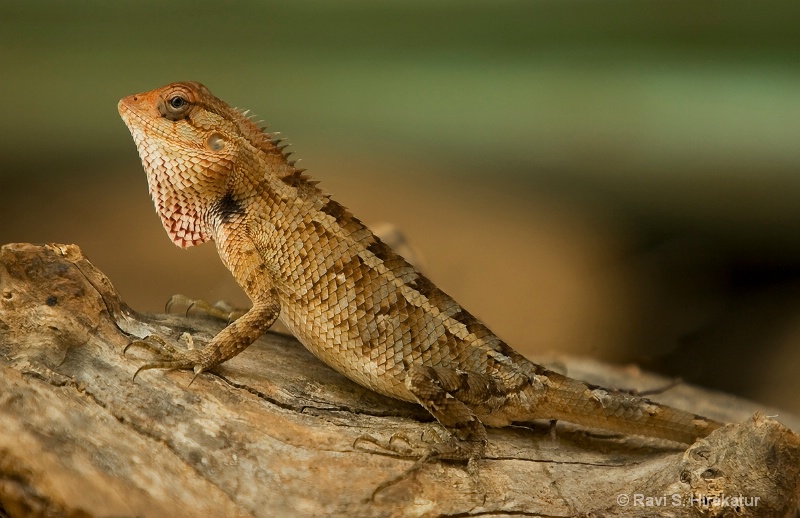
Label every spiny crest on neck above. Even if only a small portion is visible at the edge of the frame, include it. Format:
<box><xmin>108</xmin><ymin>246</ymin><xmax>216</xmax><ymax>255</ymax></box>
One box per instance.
<box><xmin>238</xmin><ymin>112</ymin><xmax>326</xmax><ymax>202</ymax></box>
<box><xmin>195</xmin><ymin>83</ymin><xmax>325</xmax><ymax>199</ymax></box>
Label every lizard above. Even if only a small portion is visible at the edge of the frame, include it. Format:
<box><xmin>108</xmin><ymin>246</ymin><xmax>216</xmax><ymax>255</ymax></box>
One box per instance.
<box><xmin>117</xmin><ymin>81</ymin><xmax>723</xmax><ymax>469</ymax></box>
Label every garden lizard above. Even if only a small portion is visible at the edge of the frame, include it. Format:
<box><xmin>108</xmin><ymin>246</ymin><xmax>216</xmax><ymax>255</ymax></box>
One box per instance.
<box><xmin>118</xmin><ymin>81</ymin><xmax>722</xmax><ymax>465</ymax></box>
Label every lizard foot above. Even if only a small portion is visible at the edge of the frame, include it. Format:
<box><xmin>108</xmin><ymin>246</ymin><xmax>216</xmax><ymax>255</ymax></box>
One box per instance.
<box><xmin>355</xmin><ymin>432</ymin><xmax>484</xmax><ymax>501</ymax></box>
<box><xmin>354</xmin><ymin>432</ymin><xmax>424</xmax><ymax>458</ymax></box>
<box><xmin>166</xmin><ymin>294</ymin><xmax>245</xmax><ymax>324</ymax></box>
<box><xmin>124</xmin><ymin>333</ymin><xmax>209</xmax><ymax>383</ymax></box>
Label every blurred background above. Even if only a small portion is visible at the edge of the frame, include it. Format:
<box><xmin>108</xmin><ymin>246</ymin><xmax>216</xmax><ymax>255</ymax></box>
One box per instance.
<box><xmin>2</xmin><ymin>1</ymin><xmax>799</xmax><ymax>415</ymax></box>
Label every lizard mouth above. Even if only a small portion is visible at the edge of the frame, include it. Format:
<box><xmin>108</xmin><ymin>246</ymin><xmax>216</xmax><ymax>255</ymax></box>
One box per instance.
<box><xmin>118</xmin><ymin>97</ymin><xmax>142</xmax><ymax>130</ymax></box>
<box><xmin>118</xmin><ymin>96</ymin><xmax>172</xmax><ymax>143</ymax></box>
<box><xmin>118</xmin><ymin>96</ymin><xmax>147</xmax><ymax>125</ymax></box>
<box><xmin>117</xmin><ymin>95</ymin><xmax>137</xmax><ymax>117</ymax></box>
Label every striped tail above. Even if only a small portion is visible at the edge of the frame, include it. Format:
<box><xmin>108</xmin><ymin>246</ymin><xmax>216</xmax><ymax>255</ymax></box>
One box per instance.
<box><xmin>532</xmin><ymin>370</ymin><xmax>723</xmax><ymax>444</ymax></box>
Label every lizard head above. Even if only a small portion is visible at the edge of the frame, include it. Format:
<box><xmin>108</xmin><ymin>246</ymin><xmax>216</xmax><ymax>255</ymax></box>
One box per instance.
<box><xmin>118</xmin><ymin>81</ymin><xmax>280</xmax><ymax>248</ymax></box>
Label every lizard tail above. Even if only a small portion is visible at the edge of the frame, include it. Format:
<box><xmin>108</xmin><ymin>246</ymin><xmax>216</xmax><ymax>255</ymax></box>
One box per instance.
<box><xmin>531</xmin><ymin>370</ymin><xmax>723</xmax><ymax>444</ymax></box>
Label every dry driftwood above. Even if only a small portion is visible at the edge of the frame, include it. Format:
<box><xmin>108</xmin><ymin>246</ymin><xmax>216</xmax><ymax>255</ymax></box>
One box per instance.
<box><xmin>0</xmin><ymin>243</ymin><xmax>798</xmax><ymax>518</ymax></box>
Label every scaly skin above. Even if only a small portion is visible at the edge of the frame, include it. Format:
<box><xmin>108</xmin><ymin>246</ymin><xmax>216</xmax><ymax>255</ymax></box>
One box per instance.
<box><xmin>118</xmin><ymin>81</ymin><xmax>722</xmax><ymax>459</ymax></box>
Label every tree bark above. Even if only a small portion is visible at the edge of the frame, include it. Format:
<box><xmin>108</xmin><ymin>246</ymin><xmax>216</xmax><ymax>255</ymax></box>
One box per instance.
<box><xmin>0</xmin><ymin>243</ymin><xmax>798</xmax><ymax>517</ymax></box>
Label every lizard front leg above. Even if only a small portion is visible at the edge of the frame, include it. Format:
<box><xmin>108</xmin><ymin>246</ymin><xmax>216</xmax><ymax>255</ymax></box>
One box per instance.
<box><xmin>127</xmin><ymin>289</ymin><xmax>280</xmax><ymax>378</ymax></box>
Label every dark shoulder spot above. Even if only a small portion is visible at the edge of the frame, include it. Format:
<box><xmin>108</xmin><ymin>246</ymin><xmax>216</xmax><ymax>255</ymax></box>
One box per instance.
<box><xmin>216</xmin><ymin>191</ymin><xmax>245</xmax><ymax>222</ymax></box>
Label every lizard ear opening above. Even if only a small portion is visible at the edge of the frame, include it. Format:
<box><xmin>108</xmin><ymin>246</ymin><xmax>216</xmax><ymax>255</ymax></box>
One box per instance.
<box><xmin>206</xmin><ymin>133</ymin><xmax>226</xmax><ymax>151</ymax></box>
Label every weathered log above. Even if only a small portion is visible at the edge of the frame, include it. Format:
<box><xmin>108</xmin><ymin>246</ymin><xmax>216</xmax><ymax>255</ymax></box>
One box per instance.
<box><xmin>0</xmin><ymin>243</ymin><xmax>798</xmax><ymax>517</ymax></box>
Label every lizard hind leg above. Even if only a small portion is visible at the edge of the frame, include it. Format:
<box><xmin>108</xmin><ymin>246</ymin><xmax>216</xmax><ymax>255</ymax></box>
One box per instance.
<box><xmin>361</xmin><ymin>365</ymin><xmax>490</xmax><ymax>501</ymax></box>
<box><xmin>404</xmin><ymin>364</ymin><xmax>490</xmax><ymax>460</ymax></box>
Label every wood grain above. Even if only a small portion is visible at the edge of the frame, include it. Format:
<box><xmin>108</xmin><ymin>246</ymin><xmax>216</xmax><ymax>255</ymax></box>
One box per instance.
<box><xmin>0</xmin><ymin>243</ymin><xmax>798</xmax><ymax>517</ymax></box>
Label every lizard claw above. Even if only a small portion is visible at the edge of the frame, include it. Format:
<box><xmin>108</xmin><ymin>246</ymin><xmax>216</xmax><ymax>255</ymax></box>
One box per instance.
<box><xmin>131</xmin><ymin>362</ymin><xmax>163</xmax><ymax>382</ymax></box>
<box><xmin>124</xmin><ymin>334</ymin><xmax>208</xmax><ymax>382</ymax></box>
<box><xmin>188</xmin><ymin>365</ymin><xmax>206</xmax><ymax>386</ymax></box>
<box><xmin>366</xmin><ymin>449</ymin><xmax>438</xmax><ymax>502</ymax></box>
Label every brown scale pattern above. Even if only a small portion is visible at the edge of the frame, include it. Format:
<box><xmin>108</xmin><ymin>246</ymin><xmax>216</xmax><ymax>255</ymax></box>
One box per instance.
<box><xmin>118</xmin><ymin>81</ymin><xmax>724</xmax><ymax>455</ymax></box>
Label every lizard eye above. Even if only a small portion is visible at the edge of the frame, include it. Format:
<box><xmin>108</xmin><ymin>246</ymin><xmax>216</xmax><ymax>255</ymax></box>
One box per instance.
<box><xmin>159</xmin><ymin>94</ymin><xmax>191</xmax><ymax>120</ymax></box>
<box><xmin>169</xmin><ymin>96</ymin><xmax>187</xmax><ymax>109</ymax></box>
